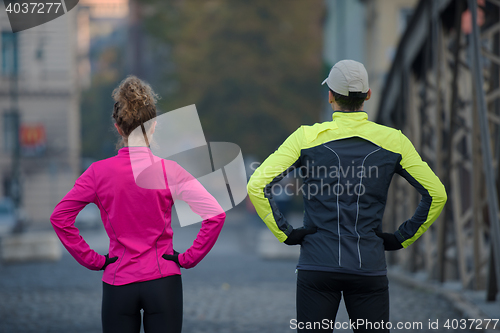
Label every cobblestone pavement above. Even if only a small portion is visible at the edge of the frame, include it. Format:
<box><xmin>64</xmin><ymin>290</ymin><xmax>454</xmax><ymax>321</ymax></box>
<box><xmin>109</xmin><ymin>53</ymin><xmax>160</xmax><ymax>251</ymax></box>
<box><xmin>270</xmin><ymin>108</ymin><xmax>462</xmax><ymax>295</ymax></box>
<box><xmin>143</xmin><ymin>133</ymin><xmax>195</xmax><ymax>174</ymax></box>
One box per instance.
<box><xmin>0</xmin><ymin>210</ymin><xmax>475</xmax><ymax>333</ymax></box>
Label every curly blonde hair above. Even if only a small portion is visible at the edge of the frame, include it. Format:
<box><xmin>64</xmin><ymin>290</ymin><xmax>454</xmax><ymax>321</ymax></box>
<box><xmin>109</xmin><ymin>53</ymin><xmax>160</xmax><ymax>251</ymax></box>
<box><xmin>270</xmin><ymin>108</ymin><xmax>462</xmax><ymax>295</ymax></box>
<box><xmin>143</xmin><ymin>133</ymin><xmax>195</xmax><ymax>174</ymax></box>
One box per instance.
<box><xmin>112</xmin><ymin>76</ymin><xmax>159</xmax><ymax>146</ymax></box>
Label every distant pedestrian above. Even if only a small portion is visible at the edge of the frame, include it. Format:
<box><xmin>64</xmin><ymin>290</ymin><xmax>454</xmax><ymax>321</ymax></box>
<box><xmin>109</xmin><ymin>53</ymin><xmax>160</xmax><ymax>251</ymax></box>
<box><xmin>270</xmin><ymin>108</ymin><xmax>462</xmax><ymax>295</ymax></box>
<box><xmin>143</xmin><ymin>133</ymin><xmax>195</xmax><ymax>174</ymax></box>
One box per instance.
<box><xmin>247</xmin><ymin>60</ymin><xmax>447</xmax><ymax>332</ymax></box>
<box><xmin>51</xmin><ymin>76</ymin><xmax>225</xmax><ymax>333</ymax></box>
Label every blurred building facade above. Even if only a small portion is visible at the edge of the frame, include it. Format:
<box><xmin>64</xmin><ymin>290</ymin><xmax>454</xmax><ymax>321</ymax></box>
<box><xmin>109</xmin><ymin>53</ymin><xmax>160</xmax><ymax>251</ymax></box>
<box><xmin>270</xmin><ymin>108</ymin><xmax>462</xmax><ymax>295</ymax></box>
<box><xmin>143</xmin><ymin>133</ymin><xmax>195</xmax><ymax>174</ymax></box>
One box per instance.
<box><xmin>77</xmin><ymin>0</ymin><xmax>129</xmax><ymax>88</ymax></box>
<box><xmin>0</xmin><ymin>0</ymin><xmax>130</xmax><ymax>227</ymax></box>
<box><xmin>0</xmin><ymin>5</ymin><xmax>81</xmax><ymax>226</ymax></box>
<box><xmin>322</xmin><ymin>0</ymin><xmax>418</xmax><ymax>120</ymax></box>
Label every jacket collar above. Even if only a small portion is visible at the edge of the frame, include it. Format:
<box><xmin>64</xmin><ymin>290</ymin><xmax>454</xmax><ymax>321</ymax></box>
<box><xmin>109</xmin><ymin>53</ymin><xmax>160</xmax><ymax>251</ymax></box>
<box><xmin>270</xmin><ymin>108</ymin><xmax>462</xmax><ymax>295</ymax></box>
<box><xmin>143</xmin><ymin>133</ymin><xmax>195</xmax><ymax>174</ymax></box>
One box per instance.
<box><xmin>332</xmin><ymin>111</ymin><xmax>368</xmax><ymax>121</ymax></box>
<box><xmin>118</xmin><ymin>146</ymin><xmax>151</xmax><ymax>157</ymax></box>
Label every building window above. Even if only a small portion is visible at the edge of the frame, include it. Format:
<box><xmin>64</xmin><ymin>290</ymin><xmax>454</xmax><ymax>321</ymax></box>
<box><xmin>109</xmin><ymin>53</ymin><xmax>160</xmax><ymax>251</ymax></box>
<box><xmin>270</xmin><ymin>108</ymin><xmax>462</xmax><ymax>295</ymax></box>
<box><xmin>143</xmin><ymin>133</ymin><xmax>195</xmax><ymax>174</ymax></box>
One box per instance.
<box><xmin>1</xmin><ymin>31</ymin><xmax>18</xmax><ymax>76</ymax></box>
<box><xmin>3</xmin><ymin>112</ymin><xmax>18</xmax><ymax>152</ymax></box>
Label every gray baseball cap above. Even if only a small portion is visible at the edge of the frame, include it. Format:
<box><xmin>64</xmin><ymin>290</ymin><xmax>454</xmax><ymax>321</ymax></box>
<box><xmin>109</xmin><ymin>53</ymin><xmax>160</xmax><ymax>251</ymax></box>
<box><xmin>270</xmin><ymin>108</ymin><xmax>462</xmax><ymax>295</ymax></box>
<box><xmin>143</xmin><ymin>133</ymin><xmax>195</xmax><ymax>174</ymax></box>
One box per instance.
<box><xmin>321</xmin><ymin>60</ymin><xmax>369</xmax><ymax>98</ymax></box>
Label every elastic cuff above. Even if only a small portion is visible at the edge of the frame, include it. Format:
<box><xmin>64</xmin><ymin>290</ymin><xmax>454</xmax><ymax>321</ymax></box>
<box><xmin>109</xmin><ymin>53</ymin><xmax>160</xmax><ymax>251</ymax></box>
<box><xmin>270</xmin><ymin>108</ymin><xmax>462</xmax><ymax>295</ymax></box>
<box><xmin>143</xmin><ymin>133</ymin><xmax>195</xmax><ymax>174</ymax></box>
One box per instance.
<box><xmin>97</xmin><ymin>255</ymin><xmax>106</xmax><ymax>271</ymax></box>
<box><xmin>178</xmin><ymin>253</ymin><xmax>188</xmax><ymax>268</ymax></box>
<box><xmin>283</xmin><ymin>224</ymin><xmax>294</xmax><ymax>237</ymax></box>
<box><xmin>394</xmin><ymin>230</ymin><xmax>406</xmax><ymax>244</ymax></box>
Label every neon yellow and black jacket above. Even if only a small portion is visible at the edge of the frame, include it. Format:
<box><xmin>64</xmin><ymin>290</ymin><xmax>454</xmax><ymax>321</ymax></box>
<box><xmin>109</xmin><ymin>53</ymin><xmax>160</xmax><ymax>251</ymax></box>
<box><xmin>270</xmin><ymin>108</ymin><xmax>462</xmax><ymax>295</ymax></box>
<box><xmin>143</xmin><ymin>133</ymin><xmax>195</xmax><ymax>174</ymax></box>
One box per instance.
<box><xmin>247</xmin><ymin>111</ymin><xmax>447</xmax><ymax>275</ymax></box>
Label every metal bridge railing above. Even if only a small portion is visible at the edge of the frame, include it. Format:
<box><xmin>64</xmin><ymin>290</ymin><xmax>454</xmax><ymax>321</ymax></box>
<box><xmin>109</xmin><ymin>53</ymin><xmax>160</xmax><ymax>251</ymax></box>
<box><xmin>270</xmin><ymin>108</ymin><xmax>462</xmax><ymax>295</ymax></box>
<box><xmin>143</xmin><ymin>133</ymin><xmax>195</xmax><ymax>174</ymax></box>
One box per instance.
<box><xmin>376</xmin><ymin>0</ymin><xmax>500</xmax><ymax>301</ymax></box>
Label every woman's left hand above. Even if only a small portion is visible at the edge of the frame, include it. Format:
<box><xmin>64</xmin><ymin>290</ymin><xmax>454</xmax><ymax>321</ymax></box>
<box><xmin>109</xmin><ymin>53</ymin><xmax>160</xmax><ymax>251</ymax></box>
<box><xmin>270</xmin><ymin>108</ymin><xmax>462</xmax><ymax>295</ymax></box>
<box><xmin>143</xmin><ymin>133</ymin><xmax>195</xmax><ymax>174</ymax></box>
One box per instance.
<box><xmin>162</xmin><ymin>250</ymin><xmax>183</xmax><ymax>268</ymax></box>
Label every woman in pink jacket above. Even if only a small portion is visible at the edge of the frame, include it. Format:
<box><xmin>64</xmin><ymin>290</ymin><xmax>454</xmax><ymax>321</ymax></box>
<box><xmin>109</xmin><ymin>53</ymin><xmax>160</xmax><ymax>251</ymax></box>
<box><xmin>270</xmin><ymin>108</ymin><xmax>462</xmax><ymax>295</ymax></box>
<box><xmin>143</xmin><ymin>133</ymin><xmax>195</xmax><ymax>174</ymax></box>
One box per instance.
<box><xmin>50</xmin><ymin>76</ymin><xmax>225</xmax><ymax>333</ymax></box>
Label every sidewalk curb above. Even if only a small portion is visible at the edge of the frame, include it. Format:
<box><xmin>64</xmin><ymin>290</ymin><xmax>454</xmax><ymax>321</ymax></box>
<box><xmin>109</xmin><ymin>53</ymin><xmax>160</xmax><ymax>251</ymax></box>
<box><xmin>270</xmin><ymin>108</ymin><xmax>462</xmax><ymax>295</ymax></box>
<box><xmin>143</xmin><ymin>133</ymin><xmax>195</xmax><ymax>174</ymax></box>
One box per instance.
<box><xmin>388</xmin><ymin>269</ymin><xmax>499</xmax><ymax>332</ymax></box>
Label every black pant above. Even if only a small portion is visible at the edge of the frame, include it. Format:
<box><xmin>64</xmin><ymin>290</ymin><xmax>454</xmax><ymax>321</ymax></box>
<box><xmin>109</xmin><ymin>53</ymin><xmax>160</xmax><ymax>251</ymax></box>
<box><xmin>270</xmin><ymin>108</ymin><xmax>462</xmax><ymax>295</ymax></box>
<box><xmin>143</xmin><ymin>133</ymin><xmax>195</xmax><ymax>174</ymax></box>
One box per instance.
<box><xmin>296</xmin><ymin>270</ymin><xmax>389</xmax><ymax>333</ymax></box>
<box><xmin>102</xmin><ymin>275</ymin><xmax>183</xmax><ymax>333</ymax></box>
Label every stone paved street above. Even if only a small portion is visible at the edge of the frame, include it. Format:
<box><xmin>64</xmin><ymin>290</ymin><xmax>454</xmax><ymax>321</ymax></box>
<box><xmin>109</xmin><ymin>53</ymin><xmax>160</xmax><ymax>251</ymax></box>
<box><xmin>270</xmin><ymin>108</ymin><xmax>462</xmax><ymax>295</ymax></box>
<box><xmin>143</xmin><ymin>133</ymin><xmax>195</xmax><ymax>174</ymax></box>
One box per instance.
<box><xmin>0</xmin><ymin>210</ymin><xmax>476</xmax><ymax>333</ymax></box>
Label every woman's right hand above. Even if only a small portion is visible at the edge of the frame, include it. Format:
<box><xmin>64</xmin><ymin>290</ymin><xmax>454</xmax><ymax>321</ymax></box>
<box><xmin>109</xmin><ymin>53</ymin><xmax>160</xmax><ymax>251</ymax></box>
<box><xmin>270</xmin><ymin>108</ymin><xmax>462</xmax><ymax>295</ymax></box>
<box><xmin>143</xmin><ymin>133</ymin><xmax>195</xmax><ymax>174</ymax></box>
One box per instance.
<box><xmin>100</xmin><ymin>254</ymin><xmax>118</xmax><ymax>270</ymax></box>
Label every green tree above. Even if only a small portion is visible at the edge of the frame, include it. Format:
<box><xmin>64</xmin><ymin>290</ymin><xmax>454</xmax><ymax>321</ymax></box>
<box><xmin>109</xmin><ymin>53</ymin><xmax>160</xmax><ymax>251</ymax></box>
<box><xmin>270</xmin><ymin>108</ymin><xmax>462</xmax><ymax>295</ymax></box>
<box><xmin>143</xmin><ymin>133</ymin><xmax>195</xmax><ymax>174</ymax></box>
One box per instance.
<box><xmin>142</xmin><ymin>0</ymin><xmax>324</xmax><ymax>159</ymax></box>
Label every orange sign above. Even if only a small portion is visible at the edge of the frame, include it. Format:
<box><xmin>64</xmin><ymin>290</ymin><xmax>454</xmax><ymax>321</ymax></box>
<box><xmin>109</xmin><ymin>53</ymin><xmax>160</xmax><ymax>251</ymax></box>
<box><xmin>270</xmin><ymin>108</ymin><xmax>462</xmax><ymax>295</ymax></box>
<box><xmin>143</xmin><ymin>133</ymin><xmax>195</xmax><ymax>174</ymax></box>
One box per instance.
<box><xmin>20</xmin><ymin>124</ymin><xmax>46</xmax><ymax>156</ymax></box>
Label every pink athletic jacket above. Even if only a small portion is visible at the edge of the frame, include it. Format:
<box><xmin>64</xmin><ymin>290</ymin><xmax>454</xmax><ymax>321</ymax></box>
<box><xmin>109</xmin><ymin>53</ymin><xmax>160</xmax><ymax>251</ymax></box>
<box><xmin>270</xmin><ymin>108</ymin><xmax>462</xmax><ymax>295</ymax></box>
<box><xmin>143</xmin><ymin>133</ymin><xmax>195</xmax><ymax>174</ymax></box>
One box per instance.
<box><xmin>50</xmin><ymin>147</ymin><xmax>225</xmax><ymax>286</ymax></box>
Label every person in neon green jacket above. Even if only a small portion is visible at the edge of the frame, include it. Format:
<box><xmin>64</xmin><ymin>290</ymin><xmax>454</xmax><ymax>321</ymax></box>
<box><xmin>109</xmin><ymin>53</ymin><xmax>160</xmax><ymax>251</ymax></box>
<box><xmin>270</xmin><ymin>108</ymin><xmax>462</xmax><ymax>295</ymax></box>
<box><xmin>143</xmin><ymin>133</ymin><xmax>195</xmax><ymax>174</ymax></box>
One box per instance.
<box><xmin>247</xmin><ymin>60</ymin><xmax>446</xmax><ymax>332</ymax></box>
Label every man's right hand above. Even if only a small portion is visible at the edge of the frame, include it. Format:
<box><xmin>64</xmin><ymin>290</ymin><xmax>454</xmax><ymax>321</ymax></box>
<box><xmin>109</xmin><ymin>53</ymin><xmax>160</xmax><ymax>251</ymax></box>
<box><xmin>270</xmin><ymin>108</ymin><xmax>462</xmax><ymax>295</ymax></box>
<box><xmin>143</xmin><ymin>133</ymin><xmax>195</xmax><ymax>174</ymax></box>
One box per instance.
<box><xmin>284</xmin><ymin>227</ymin><xmax>318</xmax><ymax>245</ymax></box>
<box><xmin>375</xmin><ymin>230</ymin><xmax>403</xmax><ymax>251</ymax></box>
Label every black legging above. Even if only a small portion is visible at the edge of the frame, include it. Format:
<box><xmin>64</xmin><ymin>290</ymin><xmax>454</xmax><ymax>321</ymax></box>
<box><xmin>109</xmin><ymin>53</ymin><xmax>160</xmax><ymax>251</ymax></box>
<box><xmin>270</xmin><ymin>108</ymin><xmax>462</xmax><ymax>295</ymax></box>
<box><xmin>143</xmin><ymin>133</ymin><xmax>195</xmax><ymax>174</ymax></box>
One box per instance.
<box><xmin>296</xmin><ymin>270</ymin><xmax>389</xmax><ymax>333</ymax></box>
<box><xmin>102</xmin><ymin>275</ymin><xmax>183</xmax><ymax>333</ymax></box>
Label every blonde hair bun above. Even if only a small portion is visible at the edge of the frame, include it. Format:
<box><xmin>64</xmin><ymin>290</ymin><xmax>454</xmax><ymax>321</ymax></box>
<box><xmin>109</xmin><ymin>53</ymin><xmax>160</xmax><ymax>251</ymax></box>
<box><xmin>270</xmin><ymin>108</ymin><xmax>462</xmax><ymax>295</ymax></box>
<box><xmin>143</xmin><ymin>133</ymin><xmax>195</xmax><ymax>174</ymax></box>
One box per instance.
<box><xmin>112</xmin><ymin>75</ymin><xmax>159</xmax><ymax>138</ymax></box>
